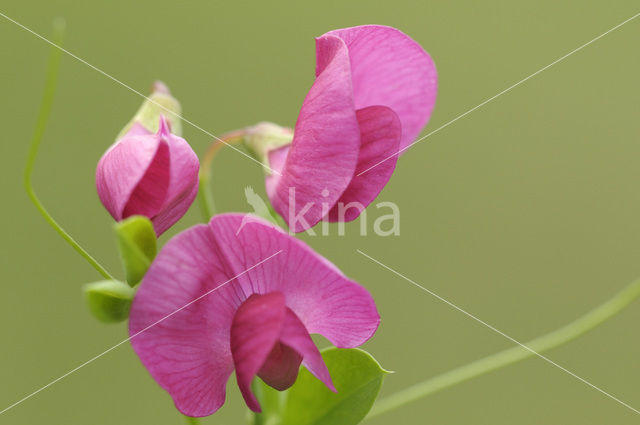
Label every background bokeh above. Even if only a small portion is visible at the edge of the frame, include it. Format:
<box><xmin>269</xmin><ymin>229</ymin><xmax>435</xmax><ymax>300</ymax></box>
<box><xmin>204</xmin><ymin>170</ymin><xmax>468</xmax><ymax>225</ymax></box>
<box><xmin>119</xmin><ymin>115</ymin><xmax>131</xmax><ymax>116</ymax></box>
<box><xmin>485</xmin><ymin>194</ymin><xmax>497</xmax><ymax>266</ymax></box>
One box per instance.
<box><xmin>1</xmin><ymin>1</ymin><xmax>639</xmax><ymax>424</ymax></box>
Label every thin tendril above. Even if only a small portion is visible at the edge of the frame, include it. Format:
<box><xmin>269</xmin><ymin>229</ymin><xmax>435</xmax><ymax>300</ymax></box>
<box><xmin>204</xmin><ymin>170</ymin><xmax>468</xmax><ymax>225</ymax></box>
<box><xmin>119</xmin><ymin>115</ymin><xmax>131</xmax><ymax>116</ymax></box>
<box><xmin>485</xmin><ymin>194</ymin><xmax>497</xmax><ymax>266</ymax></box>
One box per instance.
<box><xmin>24</xmin><ymin>19</ymin><xmax>113</xmax><ymax>280</ymax></box>
<box><xmin>367</xmin><ymin>277</ymin><xmax>640</xmax><ymax>419</ymax></box>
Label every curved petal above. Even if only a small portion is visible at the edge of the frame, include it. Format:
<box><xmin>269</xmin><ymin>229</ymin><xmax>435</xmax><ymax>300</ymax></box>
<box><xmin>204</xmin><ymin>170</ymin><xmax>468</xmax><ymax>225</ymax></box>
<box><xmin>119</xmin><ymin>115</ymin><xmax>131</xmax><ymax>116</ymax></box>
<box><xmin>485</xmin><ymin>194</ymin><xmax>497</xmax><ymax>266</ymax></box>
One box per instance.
<box><xmin>257</xmin><ymin>342</ymin><xmax>302</xmax><ymax>392</ymax></box>
<box><xmin>122</xmin><ymin>140</ymin><xmax>170</xmax><ymax>219</ymax></box>
<box><xmin>231</xmin><ymin>292</ymin><xmax>287</xmax><ymax>412</ymax></box>
<box><xmin>321</xmin><ymin>25</ymin><xmax>438</xmax><ymax>150</ymax></box>
<box><xmin>96</xmin><ymin>135</ymin><xmax>159</xmax><ymax>221</ymax></box>
<box><xmin>148</xmin><ymin>118</ymin><xmax>200</xmax><ymax>235</ymax></box>
<box><xmin>209</xmin><ymin>214</ymin><xmax>380</xmax><ymax>348</ymax></box>
<box><xmin>279</xmin><ymin>308</ymin><xmax>334</xmax><ymax>391</ymax></box>
<box><xmin>328</xmin><ymin>105</ymin><xmax>401</xmax><ymax>222</ymax></box>
<box><xmin>128</xmin><ymin>224</ymin><xmax>238</xmax><ymax>417</ymax></box>
<box><xmin>266</xmin><ymin>36</ymin><xmax>360</xmax><ymax>232</ymax></box>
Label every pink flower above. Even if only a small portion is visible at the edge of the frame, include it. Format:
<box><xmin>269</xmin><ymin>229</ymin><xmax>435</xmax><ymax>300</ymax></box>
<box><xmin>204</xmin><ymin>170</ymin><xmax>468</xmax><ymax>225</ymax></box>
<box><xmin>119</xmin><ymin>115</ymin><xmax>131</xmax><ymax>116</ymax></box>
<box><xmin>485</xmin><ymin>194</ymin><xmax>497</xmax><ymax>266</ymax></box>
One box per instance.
<box><xmin>96</xmin><ymin>116</ymin><xmax>199</xmax><ymax>236</ymax></box>
<box><xmin>263</xmin><ymin>25</ymin><xmax>437</xmax><ymax>232</ymax></box>
<box><xmin>128</xmin><ymin>214</ymin><xmax>380</xmax><ymax>416</ymax></box>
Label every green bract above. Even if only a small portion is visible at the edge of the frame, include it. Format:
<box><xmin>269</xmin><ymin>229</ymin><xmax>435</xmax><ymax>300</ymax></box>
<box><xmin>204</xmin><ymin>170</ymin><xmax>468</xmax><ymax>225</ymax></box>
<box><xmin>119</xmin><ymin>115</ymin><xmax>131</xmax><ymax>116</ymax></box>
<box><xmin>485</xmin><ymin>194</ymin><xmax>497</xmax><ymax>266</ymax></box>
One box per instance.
<box><xmin>84</xmin><ymin>280</ymin><xmax>135</xmax><ymax>323</ymax></box>
<box><xmin>253</xmin><ymin>348</ymin><xmax>389</xmax><ymax>425</ymax></box>
<box><xmin>115</xmin><ymin>215</ymin><xmax>157</xmax><ymax>286</ymax></box>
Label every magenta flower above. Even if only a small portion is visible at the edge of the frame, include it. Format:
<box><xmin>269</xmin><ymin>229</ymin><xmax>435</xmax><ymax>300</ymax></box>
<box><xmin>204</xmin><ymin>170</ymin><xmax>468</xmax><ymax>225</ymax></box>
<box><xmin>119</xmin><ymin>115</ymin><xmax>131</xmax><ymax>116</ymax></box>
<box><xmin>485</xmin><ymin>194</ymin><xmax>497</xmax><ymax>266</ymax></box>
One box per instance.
<box><xmin>262</xmin><ymin>25</ymin><xmax>437</xmax><ymax>232</ymax></box>
<box><xmin>96</xmin><ymin>116</ymin><xmax>199</xmax><ymax>236</ymax></box>
<box><xmin>128</xmin><ymin>214</ymin><xmax>379</xmax><ymax>416</ymax></box>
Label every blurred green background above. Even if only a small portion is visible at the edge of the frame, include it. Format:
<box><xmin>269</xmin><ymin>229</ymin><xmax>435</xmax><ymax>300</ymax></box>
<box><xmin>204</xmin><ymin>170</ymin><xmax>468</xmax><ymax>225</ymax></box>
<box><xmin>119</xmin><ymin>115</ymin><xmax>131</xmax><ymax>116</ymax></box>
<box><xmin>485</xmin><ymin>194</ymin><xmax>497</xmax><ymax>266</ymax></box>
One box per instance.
<box><xmin>1</xmin><ymin>1</ymin><xmax>639</xmax><ymax>424</ymax></box>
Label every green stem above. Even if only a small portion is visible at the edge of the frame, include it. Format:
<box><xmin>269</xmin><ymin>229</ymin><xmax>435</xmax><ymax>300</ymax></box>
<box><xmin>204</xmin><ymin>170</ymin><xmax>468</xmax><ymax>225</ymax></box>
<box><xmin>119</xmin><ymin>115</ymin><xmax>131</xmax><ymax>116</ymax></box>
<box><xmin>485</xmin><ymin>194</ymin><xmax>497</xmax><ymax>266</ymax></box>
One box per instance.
<box><xmin>24</xmin><ymin>19</ymin><xmax>113</xmax><ymax>280</ymax></box>
<box><xmin>183</xmin><ymin>415</ymin><xmax>201</xmax><ymax>424</ymax></box>
<box><xmin>367</xmin><ymin>277</ymin><xmax>640</xmax><ymax>420</ymax></box>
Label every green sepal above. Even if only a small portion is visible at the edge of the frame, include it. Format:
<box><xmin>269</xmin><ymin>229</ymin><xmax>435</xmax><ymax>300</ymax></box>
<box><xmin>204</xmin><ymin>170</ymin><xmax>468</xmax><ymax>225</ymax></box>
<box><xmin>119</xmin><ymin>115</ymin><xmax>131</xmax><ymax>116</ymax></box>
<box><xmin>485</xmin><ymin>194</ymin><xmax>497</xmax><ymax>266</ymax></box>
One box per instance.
<box><xmin>253</xmin><ymin>348</ymin><xmax>390</xmax><ymax>425</ymax></box>
<box><xmin>242</xmin><ymin>122</ymin><xmax>293</xmax><ymax>175</ymax></box>
<box><xmin>84</xmin><ymin>280</ymin><xmax>135</xmax><ymax>323</ymax></box>
<box><xmin>115</xmin><ymin>215</ymin><xmax>157</xmax><ymax>286</ymax></box>
<box><xmin>116</xmin><ymin>81</ymin><xmax>182</xmax><ymax>140</ymax></box>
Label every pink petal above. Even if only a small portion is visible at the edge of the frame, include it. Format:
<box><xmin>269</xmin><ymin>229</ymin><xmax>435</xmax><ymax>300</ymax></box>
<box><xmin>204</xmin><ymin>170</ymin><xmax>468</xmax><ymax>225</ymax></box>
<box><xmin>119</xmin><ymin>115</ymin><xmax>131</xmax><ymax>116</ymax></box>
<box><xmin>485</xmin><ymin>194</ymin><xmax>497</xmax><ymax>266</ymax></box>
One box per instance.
<box><xmin>266</xmin><ymin>36</ymin><xmax>361</xmax><ymax>232</ymax></box>
<box><xmin>257</xmin><ymin>342</ymin><xmax>303</xmax><ymax>392</ymax></box>
<box><xmin>122</xmin><ymin>140</ymin><xmax>170</xmax><ymax>219</ymax></box>
<box><xmin>328</xmin><ymin>105</ymin><xmax>401</xmax><ymax>222</ymax></box>
<box><xmin>231</xmin><ymin>292</ymin><xmax>287</xmax><ymax>412</ymax></box>
<box><xmin>279</xmin><ymin>308</ymin><xmax>335</xmax><ymax>392</ymax></box>
<box><xmin>322</xmin><ymin>25</ymin><xmax>437</xmax><ymax>150</ymax></box>
<box><xmin>129</xmin><ymin>224</ymin><xmax>238</xmax><ymax>417</ymax></box>
<box><xmin>147</xmin><ymin>118</ymin><xmax>200</xmax><ymax>235</ymax></box>
<box><xmin>210</xmin><ymin>214</ymin><xmax>380</xmax><ymax>348</ymax></box>
<box><xmin>96</xmin><ymin>135</ymin><xmax>160</xmax><ymax>221</ymax></box>
<box><xmin>129</xmin><ymin>214</ymin><xmax>379</xmax><ymax>416</ymax></box>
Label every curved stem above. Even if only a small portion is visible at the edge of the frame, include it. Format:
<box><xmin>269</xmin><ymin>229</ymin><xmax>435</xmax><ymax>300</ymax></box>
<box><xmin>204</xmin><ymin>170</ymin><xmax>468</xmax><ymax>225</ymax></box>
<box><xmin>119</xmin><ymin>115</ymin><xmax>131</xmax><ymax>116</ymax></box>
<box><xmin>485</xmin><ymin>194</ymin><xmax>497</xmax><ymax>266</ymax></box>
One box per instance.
<box><xmin>197</xmin><ymin>130</ymin><xmax>246</xmax><ymax>221</ymax></box>
<box><xmin>367</xmin><ymin>277</ymin><xmax>640</xmax><ymax>420</ymax></box>
<box><xmin>24</xmin><ymin>20</ymin><xmax>113</xmax><ymax>280</ymax></box>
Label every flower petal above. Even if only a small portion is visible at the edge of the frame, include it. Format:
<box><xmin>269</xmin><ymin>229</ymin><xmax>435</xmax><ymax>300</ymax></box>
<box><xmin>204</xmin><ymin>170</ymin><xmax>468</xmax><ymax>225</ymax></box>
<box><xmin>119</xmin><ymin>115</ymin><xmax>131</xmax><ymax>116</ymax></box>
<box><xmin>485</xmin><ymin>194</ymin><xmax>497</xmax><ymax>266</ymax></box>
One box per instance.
<box><xmin>257</xmin><ymin>341</ymin><xmax>303</xmax><ymax>391</ymax></box>
<box><xmin>210</xmin><ymin>214</ymin><xmax>380</xmax><ymax>348</ymax></box>
<box><xmin>122</xmin><ymin>140</ymin><xmax>170</xmax><ymax>219</ymax></box>
<box><xmin>321</xmin><ymin>25</ymin><xmax>437</xmax><ymax>150</ymax></box>
<box><xmin>96</xmin><ymin>135</ymin><xmax>160</xmax><ymax>221</ymax></box>
<box><xmin>328</xmin><ymin>105</ymin><xmax>401</xmax><ymax>222</ymax></box>
<box><xmin>266</xmin><ymin>36</ymin><xmax>360</xmax><ymax>232</ymax></box>
<box><xmin>128</xmin><ymin>224</ymin><xmax>238</xmax><ymax>417</ymax></box>
<box><xmin>148</xmin><ymin>118</ymin><xmax>200</xmax><ymax>235</ymax></box>
<box><xmin>130</xmin><ymin>214</ymin><xmax>379</xmax><ymax>416</ymax></box>
<box><xmin>279</xmin><ymin>308</ymin><xmax>335</xmax><ymax>392</ymax></box>
<box><xmin>231</xmin><ymin>292</ymin><xmax>287</xmax><ymax>412</ymax></box>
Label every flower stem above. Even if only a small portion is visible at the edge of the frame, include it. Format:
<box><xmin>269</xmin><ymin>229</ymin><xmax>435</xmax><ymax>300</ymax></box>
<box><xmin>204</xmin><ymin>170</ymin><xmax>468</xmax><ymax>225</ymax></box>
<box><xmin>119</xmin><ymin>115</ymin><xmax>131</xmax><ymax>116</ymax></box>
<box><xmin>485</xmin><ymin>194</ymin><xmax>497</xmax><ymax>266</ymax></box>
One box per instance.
<box><xmin>183</xmin><ymin>415</ymin><xmax>201</xmax><ymax>424</ymax></box>
<box><xmin>367</xmin><ymin>276</ymin><xmax>640</xmax><ymax>420</ymax></box>
<box><xmin>24</xmin><ymin>19</ymin><xmax>113</xmax><ymax>280</ymax></box>
<box><xmin>197</xmin><ymin>130</ymin><xmax>246</xmax><ymax>221</ymax></box>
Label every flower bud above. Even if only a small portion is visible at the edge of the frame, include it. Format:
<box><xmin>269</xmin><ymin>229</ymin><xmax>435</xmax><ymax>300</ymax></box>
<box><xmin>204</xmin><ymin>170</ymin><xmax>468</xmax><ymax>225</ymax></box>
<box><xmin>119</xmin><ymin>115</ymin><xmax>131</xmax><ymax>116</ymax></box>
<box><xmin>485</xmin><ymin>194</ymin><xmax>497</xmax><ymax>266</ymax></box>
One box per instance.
<box><xmin>96</xmin><ymin>116</ymin><xmax>199</xmax><ymax>236</ymax></box>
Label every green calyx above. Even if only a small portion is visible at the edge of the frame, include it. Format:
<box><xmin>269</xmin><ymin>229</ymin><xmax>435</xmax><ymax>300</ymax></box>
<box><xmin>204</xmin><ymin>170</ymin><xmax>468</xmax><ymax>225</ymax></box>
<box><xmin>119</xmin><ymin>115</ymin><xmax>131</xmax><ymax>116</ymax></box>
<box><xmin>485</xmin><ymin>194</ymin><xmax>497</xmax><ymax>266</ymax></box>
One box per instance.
<box><xmin>84</xmin><ymin>280</ymin><xmax>135</xmax><ymax>323</ymax></box>
<box><xmin>116</xmin><ymin>81</ymin><xmax>182</xmax><ymax>140</ymax></box>
<box><xmin>242</xmin><ymin>122</ymin><xmax>294</xmax><ymax>174</ymax></box>
<box><xmin>115</xmin><ymin>215</ymin><xmax>157</xmax><ymax>286</ymax></box>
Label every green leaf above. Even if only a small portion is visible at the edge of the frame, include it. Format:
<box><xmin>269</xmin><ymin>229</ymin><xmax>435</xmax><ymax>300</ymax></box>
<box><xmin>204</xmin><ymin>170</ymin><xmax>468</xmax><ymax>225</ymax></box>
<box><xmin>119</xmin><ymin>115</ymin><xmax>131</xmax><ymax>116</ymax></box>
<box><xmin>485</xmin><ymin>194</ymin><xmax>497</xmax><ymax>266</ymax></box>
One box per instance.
<box><xmin>253</xmin><ymin>348</ymin><xmax>389</xmax><ymax>425</ymax></box>
<box><xmin>115</xmin><ymin>215</ymin><xmax>157</xmax><ymax>286</ymax></box>
<box><xmin>84</xmin><ymin>280</ymin><xmax>135</xmax><ymax>323</ymax></box>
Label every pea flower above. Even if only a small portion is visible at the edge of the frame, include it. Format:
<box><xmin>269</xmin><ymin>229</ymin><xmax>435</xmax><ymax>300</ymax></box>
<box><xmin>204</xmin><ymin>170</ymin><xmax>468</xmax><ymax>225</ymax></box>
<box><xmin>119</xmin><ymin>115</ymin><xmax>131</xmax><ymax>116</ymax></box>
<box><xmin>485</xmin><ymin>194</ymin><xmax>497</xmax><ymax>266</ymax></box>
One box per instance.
<box><xmin>96</xmin><ymin>116</ymin><xmax>199</xmax><ymax>236</ymax></box>
<box><xmin>245</xmin><ymin>25</ymin><xmax>437</xmax><ymax>232</ymax></box>
<box><xmin>128</xmin><ymin>214</ymin><xmax>380</xmax><ymax>416</ymax></box>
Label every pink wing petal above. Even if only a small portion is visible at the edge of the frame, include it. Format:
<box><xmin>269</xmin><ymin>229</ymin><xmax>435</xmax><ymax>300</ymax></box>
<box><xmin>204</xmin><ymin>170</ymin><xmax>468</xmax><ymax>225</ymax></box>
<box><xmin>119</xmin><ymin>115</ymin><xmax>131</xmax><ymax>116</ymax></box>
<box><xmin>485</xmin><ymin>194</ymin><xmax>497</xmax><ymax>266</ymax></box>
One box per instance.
<box><xmin>230</xmin><ymin>292</ymin><xmax>287</xmax><ymax>412</ymax></box>
<box><xmin>148</xmin><ymin>118</ymin><xmax>200</xmax><ymax>235</ymax></box>
<box><xmin>128</xmin><ymin>224</ymin><xmax>239</xmax><ymax>417</ymax></box>
<box><xmin>328</xmin><ymin>105</ymin><xmax>401</xmax><ymax>222</ymax></box>
<box><xmin>279</xmin><ymin>308</ymin><xmax>335</xmax><ymax>392</ymax></box>
<box><xmin>266</xmin><ymin>36</ymin><xmax>361</xmax><ymax>232</ymax></box>
<box><xmin>210</xmin><ymin>214</ymin><xmax>381</xmax><ymax>348</ymax></box>
<box><xmin>122</xmin><ymin>140</ymin><xmax>170</xmax><ymax>220</ymax></box>
<box><xmin>322</xmin><ymin>25</ymin><xmax>438</xmax><ymax>150</ymax></box>
<box><xmin>96</xmin><ymin>135</ymin><xmax>160</xmax><ymax>221</ymax></box>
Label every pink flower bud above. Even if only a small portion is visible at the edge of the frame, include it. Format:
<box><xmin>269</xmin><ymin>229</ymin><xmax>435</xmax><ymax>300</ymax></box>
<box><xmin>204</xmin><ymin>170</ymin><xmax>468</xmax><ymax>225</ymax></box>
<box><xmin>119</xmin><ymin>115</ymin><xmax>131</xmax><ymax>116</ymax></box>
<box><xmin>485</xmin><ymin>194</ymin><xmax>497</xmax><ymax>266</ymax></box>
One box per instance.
<box><xmin>96</xmin><ymin>116</ymin><xmax>199</xmax><ymax>236</ymax></box>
